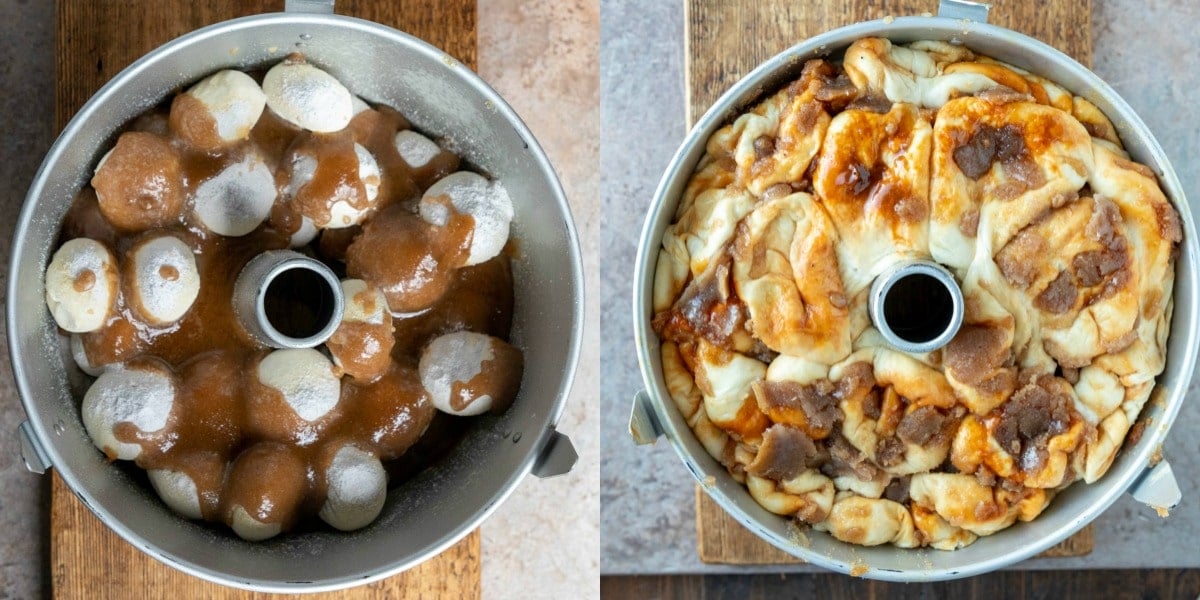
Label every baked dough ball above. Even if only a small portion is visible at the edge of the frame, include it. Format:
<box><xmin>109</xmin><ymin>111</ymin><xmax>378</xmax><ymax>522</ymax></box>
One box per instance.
<box><xmin>419</xmin><ymin>331</ymin><xmax>523</xmax><ymax>416</ymax></box>
<box><xmin>81</xmin><ymin>358</ymin><xmax>176</xmax><ymax>461</ymax></box>
<box><xmin>91</xmin><ymin>132</ymin><xmax>185</xmax><ymax>232</ymax></box>
<box><xmin>169</xmin><ymin>69</ymin><xmax>267</xmax><ymax>150</ymax></box>
<box><xmin>45</xmin><ymin>238</ymin><xmax>118</xmax><ymax>333</ymax></box>
<box><xmin>730</xmin><ymin>192</ymin><xmax>851</xmax><ymax>362</ymax></box>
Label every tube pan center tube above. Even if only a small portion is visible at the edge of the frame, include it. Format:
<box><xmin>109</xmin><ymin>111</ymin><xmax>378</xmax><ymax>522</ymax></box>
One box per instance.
<box><xmin>868</xmin><ymin>260</ymin><xmax>964</xmax><ymax>354</ymax></box>
<box><xmin>233</xmin><ymin>250</ymin><xmax>345</xmax><ymax>349</ymax></box>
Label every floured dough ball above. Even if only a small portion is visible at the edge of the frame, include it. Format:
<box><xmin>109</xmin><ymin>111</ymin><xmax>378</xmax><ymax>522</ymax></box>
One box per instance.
<box><xmin>340</xmin><ymin>363</ymin><xmax>435</xmax><ymax>460</ymax></box>
<box><xmin>318</xmin><ymin>443</ymin><xmax>387</xmax><ymax>531</ymax></box>
<box><xmin>262</xmin><ymin>56</ymin><xmax>353</xmax><ymax>133</ymax></box>
<box><xmin>395</xmin><ymin>130</ymin><xmax>441</xmax><ymax>169</ymax></box>
<box><xmin>148</xmin><ymin>451</ymin><xmax>226</xmax><ymax>520</ymax></box>
<box><xmin>284</xmin><ymin>139</ymin><xmax>381</xmax><ymax>229</ymax></box>
<box><xmin>419</xmin><ymin>331</ymin><xmax>523</xmax><ymax>416</ymax></box>
<box><xmin>70</xmin><ymin>333</ymin><xmax>104</xmax><ymax>377</ymax></box>
<box><xmin>45</xmin><ymin>238</ymin><xmax>118</xmax><ymax>333</ymax></box>
<box><xmin>193</xmin><ymin>150</ymin><xmax>277</xmax><ymax>236</ymax></box>
<box><xmin>247</xmin><ymin>348</ymin><xmax>342</xmax><ymax>445</ymax></box>
<box><xmin>82</xmin><ymin>358</ymin><xmax>176</xmax><ymax>461</ymax></box>
<box><xmin>327</xmin><ymin>279</ymin><xmax>394</xmax><ymax>382</ymax></box>
<box><xmin>124</xmin><ymin>235</ymin><xmax>200</xmax><ymax>326</ymax></box>
<box><xmin>345</xmin><ymin>207</ymin><xmax>461</xmax><ymax>313</ymax></box>
<box><xmin>224</xmin><ymin>442</ymin><xmax>308</xmax><ymax>541</ymax></box>
<box><xmin>290</xmin><ymin>217</ymin><xmax>319</xmax><ymax>248</ymax></box>
<box><xmin>91</xmin><ymin>132</ymin><xmax>185</xmax><ymax>232</ymax></box>
<box><xmin>420</xmin><ymin>172</ymin><xmax>514</xmax><ymax>266</ymax></box>
<box><xmin>169</xmin><ymin>69</ymin><xmax>267</xmax><ymax>150</ymax></box>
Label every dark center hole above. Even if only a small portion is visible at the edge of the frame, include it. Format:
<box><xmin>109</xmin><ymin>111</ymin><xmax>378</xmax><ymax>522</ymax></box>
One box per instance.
<box><xmin>882</xmin><ymin>273</ymin><xmax>953</xmax><ymax>345</ymax></box>
<box><xmin>263</xmin><ymin>267</ymin><xmax>335</xmax><ymax>340</ymax></box>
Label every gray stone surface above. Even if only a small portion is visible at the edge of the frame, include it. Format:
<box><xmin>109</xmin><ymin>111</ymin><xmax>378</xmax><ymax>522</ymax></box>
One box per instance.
<box><xmin>0</xmin><ymin>0</ymin><xmax>56</xmax><ymax>597</ymax></box>
<box><xmin>600</xmin><ymin>0</ymin><xmax>1200</xmax><ymax>575</ymax></box>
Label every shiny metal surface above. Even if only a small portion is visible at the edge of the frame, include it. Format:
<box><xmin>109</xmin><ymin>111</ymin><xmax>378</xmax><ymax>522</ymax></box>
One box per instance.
<box><xmin>8</xmin><ymin>8</ymin><xmax>583</xmax><ymax>594</ymax></box>
<box><xmin>232</xmin><ymin>250</ymin><xmax>344</xmax><ymax>349</ymax></box>
<box><xmin>631</xmin><ymin>13</ymin><xmax>1197</xmax><ymax>583</ymax></box>
<box><xmin>868</xmin><ymin>260</ymin><xmax>964</xmax><ymax>354</ymax></box>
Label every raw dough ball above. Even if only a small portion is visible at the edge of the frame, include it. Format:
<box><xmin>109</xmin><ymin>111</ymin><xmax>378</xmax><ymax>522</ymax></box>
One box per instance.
<box><xmin>170</xmin><ymin>69</ymin><xmax>267</xmax><ymax>149</ymax></box>
<box><xmin>327</xmin><ymin>279</ymin><xmax>394</xmax><ymax>382</ymax></box>
<box><xmin>420</xmin><ymin>171</ymin><xmax>514</xmax><ymax>266</ymax></box>
<box><xmin>289</xmin><ymin>216</ymin><xmax>319</xmax><ymax>248</ymax></box>
<box><xmin>125</xmin><ymin>235</ymin><xmax>200</xmax><ymax>326</ymax></box>
<box><xmin>285</xmin><ymin>141</ymin><xmax>381</xmax><ymax>229</ymax></box>
<box><xmin>394</xmin><ymin>130</ymin><xmax>441</xmax><ymax>169</ymax></box>
<box><xmin>344</xmin><ymin>207</ymin><xmax>457</xmax><ymax>313</ymax></box>
<box><xmin>45</xmin><ymin>238</ymin><xmax>118</xmax><ymax>333</ymax></box>
<box><xmin>418</xmin><ymin>331</ymin><xmax>523</xmax><ymax>417</ymax></box>
<box><xmin>70</xmin><ymin>333</ymin><xmax>104</xmax><ymax>377</ymax></box>
<box><xmin>262</xmin><ymin>57</ymin><xmax>353</xmax><ymax>133</ymax></box>
<box><xmin>91</xmin><ymin>132</ymin><xmax>185</xmax><ymax>232</ymax></box>
<box><xmin>248</xmin><ymin>348</ymin><xmax>342</xmax><ymax>445</ymax></box>
<box><xmin>340</xmin><ymin>363</ymin><xmax>435</xmax><ymax>461</ymax></box>
<box><xmin>318</xmin><ymin>444</ymin><xmax>387</xmax><ymax>531</ymax></box>
<box><xmin>224</xmin><ymin>442</ymin><xmax>308</xmax><ymax>541</ymax></box>
<box><xmin>148</xmin><ymin>451</ymin><xmax>226</xmax><ymax>521</ymax></box>
<box><xmin>81</xmin><ymin>358</ymin><xmax>176</xmax><ymax>461</ymax></box>
<box><xmin>193</xmin><ymin>150</ymin><xmax>277</xmax><ymax>236</ymax></box>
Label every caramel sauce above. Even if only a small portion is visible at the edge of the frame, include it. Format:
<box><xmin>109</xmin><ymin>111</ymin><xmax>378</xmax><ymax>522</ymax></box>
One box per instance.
<box><xmin>448</xmin><ymin>339</ymin><xmax>523</xmax><ymax>413</ymax></box>
<box><xmin>63</xmin><ymin>77</ymin><xmax>520</xmax><ymax>536</ymax></box>
<box><xmin>72</xmin><ymin>269</ymin><xmax>96</xmax><ymax>292</ymax></box>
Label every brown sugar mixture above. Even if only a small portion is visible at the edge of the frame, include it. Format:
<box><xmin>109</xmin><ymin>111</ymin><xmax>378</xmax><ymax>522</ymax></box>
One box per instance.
<box><xmin>47</xmin><ymin>56</ymin><xmax>523</xmax><ymax>540</ymax></box>
<box><xmin>653</xmin><ymin>37</ymin><xmax>1180</xmax><ymax>550</ymax></box>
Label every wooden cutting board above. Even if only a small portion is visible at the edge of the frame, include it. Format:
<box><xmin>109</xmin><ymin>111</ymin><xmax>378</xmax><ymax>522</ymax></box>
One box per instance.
<box><xmin>52</xmin><ymin>2</ymin><xmax>480</xmax><ymax>598</ymax></box>
<box><xmin>686</xmin><ymin>0</ymin><xmax>1095</xmax><ymax>564</ymax></box>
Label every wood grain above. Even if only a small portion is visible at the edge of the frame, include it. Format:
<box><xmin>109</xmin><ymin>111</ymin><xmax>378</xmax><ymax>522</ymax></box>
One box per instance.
<box><xmin>53</xmin><ymin>1</ymin><xmax>479</xmax><ymax>597</ymax></box>
<box><xmin>602</xmin><ymin>570</ymin><xmax>1200</xmax><ymax>600</ymax></box>
<box><xmin>51</xmin><ymin>474</ymin><xmax>481</xmax><ymax>599</ymax></box>
<box><xmin>55</xmin><ymin>0</ymin><xmax>476</xmax><ymax>130</ymax></box>
<box><xmin>685</xmin><ymin>0</ymin><xmax>1092</xmax><ymax>124</ymax></box>
<box><xmin>686</xmin><ymin>0</ymin><xmax>1095</xmax><ymax>565</ymax></box>
<box><xmin>695</xmin><ymin>487</ymin><xmax>1092</xmax><ymax>565</ymax></box>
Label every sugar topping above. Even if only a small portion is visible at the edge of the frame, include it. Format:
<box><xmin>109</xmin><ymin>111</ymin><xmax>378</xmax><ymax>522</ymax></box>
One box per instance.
<box><xmin>394</xmin><ymin>130</ymin><xmax>441</xmax><ymax>168</ymax></box>
<box><xmin>81</xmin><ymin>360</ymin><xmax>176</xmax><ymax>461</ymax></box>
<box><xmin>420</xmin><ymin>171</ymin><xmax>514</xmax><ymax>266</ymax></box>
<box><xmin>193</xmin><ymin>151</ymin><xmax>277</xmax><ymax>237</ymax></box>
<box><xmin>129</xmin><ymin>235</ymin><xmax>200</xmax><ymax>325</ymax></box>
<box><xmin>256</xmin><ymin>348</ymin><xmax>341</xmax><ymax>422</ymax></box>
<box><xmin>45</xmin><ymin>237</ymin><xmax>117</xmax><ymax>333</ymax></box>
<box><xmin>262</xmin><ymin>58</ymin><xmax>353</xmax><ymax>133</ymax></box>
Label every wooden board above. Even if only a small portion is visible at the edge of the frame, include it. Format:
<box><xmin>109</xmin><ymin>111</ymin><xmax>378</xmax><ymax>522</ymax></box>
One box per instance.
<box><xmin>52</xmin><ymin>1</ymin><xmax>479</xmax><ymax>598</ymax></box>
<box><xmin>685</xmin><ymin>0</ymin><xmax>1092</xmax><ymax>124</ymax></box>
<box><xmin>686</xmin><ymin>0</ymin><xmax>1094</xmax><ymax>564</ymax></box>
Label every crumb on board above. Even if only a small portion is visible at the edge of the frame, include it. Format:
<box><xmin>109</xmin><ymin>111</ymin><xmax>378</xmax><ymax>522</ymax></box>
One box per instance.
<box><xmin>1154</xmin><ymin>505</ymin><xmax>1170</xmax><ymax>518</ymax></box>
